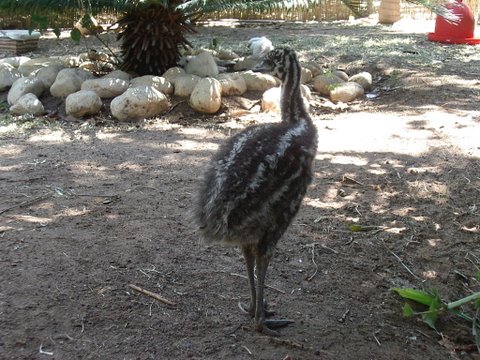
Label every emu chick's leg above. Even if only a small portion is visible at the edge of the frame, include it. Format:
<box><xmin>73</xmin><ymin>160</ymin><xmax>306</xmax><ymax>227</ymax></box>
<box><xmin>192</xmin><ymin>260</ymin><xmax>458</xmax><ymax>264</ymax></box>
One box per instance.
<box><xmin>254</xmin><ymin>253</ymin><xmax>270</xmax><ymax>333</ymax></box>
<box><xmin>241</xmin><ymin>245</ymin><xmax>256</xmax><ymax>317</ymax></box>
<box><xmin>254</xmin><ymin>250</ymin><xmax>294</xmax><ymax>336</ymax></box>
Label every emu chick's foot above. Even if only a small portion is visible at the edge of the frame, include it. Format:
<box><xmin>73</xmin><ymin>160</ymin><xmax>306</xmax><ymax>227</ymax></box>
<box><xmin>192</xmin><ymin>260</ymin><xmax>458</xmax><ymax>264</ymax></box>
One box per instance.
<box><xmin>238</xmin><ymin>300</ymin><xmax>275</xmax><ymax>318</ymax></box>
<box><xmin>256</xmin><ymin>319</ymin><xmax>295</xmax><ymax>337</ymax></box>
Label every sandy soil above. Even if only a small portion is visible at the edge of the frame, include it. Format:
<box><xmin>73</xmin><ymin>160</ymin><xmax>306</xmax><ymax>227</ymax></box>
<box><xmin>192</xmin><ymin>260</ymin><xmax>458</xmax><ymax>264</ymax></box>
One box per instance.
<box><xmin>1</xmin><ymin>20</ymin><xmax>480</xmax><ymax>359</ymax></box>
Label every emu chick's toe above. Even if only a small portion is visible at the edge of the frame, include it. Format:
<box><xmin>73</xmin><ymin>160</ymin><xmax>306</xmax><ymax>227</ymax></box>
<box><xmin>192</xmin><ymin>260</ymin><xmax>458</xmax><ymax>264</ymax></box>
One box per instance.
<box><xmin>257</xmin><ymin>319</ymin><xmax>295</xmax><ymax>337</ymax></box>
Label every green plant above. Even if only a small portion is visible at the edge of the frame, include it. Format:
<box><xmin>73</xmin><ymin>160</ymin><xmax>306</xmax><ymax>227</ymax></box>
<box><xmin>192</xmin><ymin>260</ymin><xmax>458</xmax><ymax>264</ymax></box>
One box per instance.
<box><xmin>394</xmin><ymin>281</ymin><xmax>480</xmax><ymax>351</ymax></box>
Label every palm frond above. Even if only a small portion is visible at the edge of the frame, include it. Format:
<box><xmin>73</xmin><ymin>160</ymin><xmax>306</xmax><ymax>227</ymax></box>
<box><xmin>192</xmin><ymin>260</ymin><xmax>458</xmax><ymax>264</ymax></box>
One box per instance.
<box><xmin>405</xmin><ymin>0</ymin><xmax>460</xmax><ymax>22</ymax></box>
<box><xmin>0</xmin><ymin>0</ymin><xmax>133</xmax><ymax>13</ymax></box>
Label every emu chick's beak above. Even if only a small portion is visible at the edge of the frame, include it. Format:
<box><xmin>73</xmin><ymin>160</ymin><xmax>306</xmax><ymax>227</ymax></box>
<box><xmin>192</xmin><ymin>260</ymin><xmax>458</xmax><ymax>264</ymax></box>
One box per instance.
<box><xmin>252</xmin><ymin>60</ymin><xmax>273</xmax><ymax>73</ymax></box>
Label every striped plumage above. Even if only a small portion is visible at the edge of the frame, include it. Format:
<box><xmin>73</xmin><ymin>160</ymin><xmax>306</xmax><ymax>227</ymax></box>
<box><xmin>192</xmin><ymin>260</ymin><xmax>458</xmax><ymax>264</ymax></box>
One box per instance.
<box><xmin>195</xmin><ymin>48</ymin><xmax>318</xmax><ymax>336</ymax></box>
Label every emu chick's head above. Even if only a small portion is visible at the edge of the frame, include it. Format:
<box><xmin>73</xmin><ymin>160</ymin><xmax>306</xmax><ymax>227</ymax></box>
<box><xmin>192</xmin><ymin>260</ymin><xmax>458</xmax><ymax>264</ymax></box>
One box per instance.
<box><xmin>252</xmin><ymin>47</ymin><xmax>296</xmax><ymax>81</ymax></box>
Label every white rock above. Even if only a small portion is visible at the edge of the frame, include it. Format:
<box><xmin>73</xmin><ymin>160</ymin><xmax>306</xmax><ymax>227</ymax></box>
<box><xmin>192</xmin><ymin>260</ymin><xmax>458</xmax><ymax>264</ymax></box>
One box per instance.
<box><xmin>10</xmin><ymin>93</ymin><xmax>45</xmax><ymax>116</ymax></box>
<box><xmin>189</xmin><ymin>78</ymin><xmax>222</xmax><ymax>114</ymax></box>
<box><xmin>161</xmin><ymin>67</ymin><xmax>185</xmax><ymax>82</ymax></box>
<box><xmin>0</xmin><ymin>67</ymin><xmax>22</xmax><ymax>91</ymax></box>
<box><xmin>184</xmin><ymin>51</ymin><xmax>219</xmax><ymax>77</ymax></box>
<box><xmin>302</xmin><ymin>62</ymin><xmax>324</xmax><ymax>77</ymax></box>
<box><xmin>81</xmin><ymin>78</ymin><xmax>129</xmax><ymax>98</ymax></box>
<box><xmin>35</xmin><ymin>64</ymin><xmax>66</xmax><ymax>88</ymax></box>
<box><xmin>103</xmin><ymin>70</ymin><xmax>131</xmax><ymax>81</ymax></box>
<box><xmin>130</xmin><ymin>75</ymin><xmax>173</xmax><ymax>95</ymax></box>
<box><xmin>110</xmin><ymin>86</ymin><xmax>170</xmax><ymax>121</ymax></box>
<box><xmin>65</xmin><ymin>90</ymin><xmax>103</xmax><ymax>118</ymax></box>
<box><xmin>17</xmin><ymin>57</ymin><xmax>64</xmax><ymax>76</ymax></box>
<box><xmin>173</xmin><ymin>74</ymin><xmax>201</xmax><ymax>97</ymax></box>
<box><xmin>233</xmin><ymin>58</ymin><xmax>261</xmax><ymax>71</ymax></box>
<box><xmin>248</xmin><ymin>37</ymin><xmax>274</xmax><ymax>59</ymax></box>
<box><xmin>0</xmin><ymin>56</ymin><xmax>31</xmax><ymax>68</ymax></box>
<box><xmin>215</xmin><ymin>73</ymin><xmax>247</xmax><ymax>96</ymax></box>
<box><xmin>60</xmin><ymin>55</ymin><xmax>83</xmax><ymax>68</ymax></box>
<box><xmin>0</xmin><ymin>62</ymin><xmax>15</xmax><ymax>71</ymax></box>
<box><xmin>330</xmin><ymin>82</ymin><xmax>365</xmax><ymax>103</ymax></box>
<box><xmin>333</xmin><ymin>70</ymin><xmax>349</xmax><ymax>82</ymax></box>
<box><xmin>261</xmin><ymin>85</ymin><xmax>311</xmax><ymax>113</ymax></box>
<box><xmin>7</xmin><ymin>77</ymin><xmax>45</xmax><ymax>105</ymax></box>
<box><xmin>312</xmin><ymin>73</ymin><xmax>345</xmax><ymax>96</ymax></box>
<box><xmin>216</xmin><ymin>49</ymin><xmax>239</xmax><ymax>61</ymax></box>
<box><xmin>301</xmin><ymin>67</ymin><xmax>313</xmax><ymax>84</ymax></box>
<box><xmin>50</xmin><ymin>68</ymin><xmax>94</xmax><ymax>97</ymax></box>
<box><xmin>349</xmin><ymin>71</ymin><xmax>373</xmax><ymax>90</ymax></box>
<box><xmin>240</xmin><ymin>71</ymin><xmax>278</xmax><ymax>92</ymax></box>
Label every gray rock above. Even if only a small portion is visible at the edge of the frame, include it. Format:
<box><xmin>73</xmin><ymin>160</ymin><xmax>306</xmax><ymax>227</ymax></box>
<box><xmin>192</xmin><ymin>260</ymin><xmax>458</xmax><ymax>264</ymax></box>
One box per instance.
<box><xmin>216</xmin><ymin>49</ymin><xmax>239</xmax><ymax>61</ymax></box>
<box><xmin>10</xmin><ymin>93</ymin><xmax>45</xmax><ymax>116</ymax></box>
<box><xmin>184</xmin><ymin>51</ymin><xmax>219</xmax><ymax>77</ymax></box>
<box><xmin>233</xmin><ymin>58</ymin><xmax>261</xmax><ymax>72</ymax></box>
<box><xmin>349</xmin><ymin>71</ymin><xmax>373</xmax><ymax>90</ymax></box>
<box><xmin>81</xmin><ymin>78</ymin><xmax>129</xmax><ymax>98</ymax></box>
<box><xmin>35</xmin><ymin>64</ymin><xmax>66</xmax><ymax>88</ymax></box>
<box><xmin>60</xmin><ymin>55</ymin><xmax>83</xmax><ymax>68</ymax></box>
<box><xmin>0</xmin><ymin>56</ymin><xmax>31</xmax><ymax>68</ymax></box>
<box><xmin>240</xmin><ymin>71</ymin><xmax>278</xmax><ymax>92</ymax></box>
<box><xmin>130</xmin><ymin>75</ymin><xmax>173</xmax><ymax>95</ymax></box>
<box><xmin>18</xmin><ymin>57</ymin><xmax>64</xmax><ymax>76</ymax></box>
<box><xmin>110</xmin><ymin>86</ymin><xmax>170</xmax><ymax>121</ymax></box>
<box><xmin>103</xmin><ymin>70</ymin><xmax>131</xmax><ymax>81</ymax></box>
<box><xmin>301</xmin><ymin>67</ymin><xmax>313</xmax><ymax>84</ymax></box>
<box><xmin>173</xmin><ymin>74</ymin><xmax>201</xmax><ymax>97</ymax></box>
<box><xmin>65</xmin><ymin>90</ymin><xmax>103</xmax><ymax>118</ymax></box>
<box><xmin>0</xmin><ymin>67</ymin><xmax>22</xmax><ymax>91</ymax></box>
<box><xmin>161</xmin><ymin>67</ymin><xmax>185</xmax><ymax>82</ymax></box>
<box><xmin>7</xmin><ymin>77</ymin><xmax>45</xmax><ymax>105</ymax></box>
<box><xmin>248</xmin><ymin>37</ymin><xmax>274</xmax><ymax>59</ymax></box>
<box><xmin>261</xmin><ymin>85</ymin><xmax>311</xmax><ymax>113</ymax></box>
<box><xmin>333</xmin><ymin>70</ymin><xmax>349</xmax><ymax>82</ymax></box>
<box><xmin>312</xmin><ymin>73</ymin><xmax>345</xmax><ymax>96</ymax></box>
<box><xmin>215</xmin><ymin>73</ymin><xmax>247</xmax><ymax>96</ymax></box>
<box><xmin>189</xmin><ymin>78</ymin><xmax>222</xmax><ymax>114</ymax></box>
<box><xmin>330</xmin><ymin>82</ymin><xmax>365</xmax><ymax>103</ymax></box>
<box><xmin>50</xmin><ymin>68</ymin><xmax>94</xmax><ymax>97</ymax></box>
<box><xmin>302</xmin><ymin>61</ymin><xmax>324</xmax><ymax>77</ymax></box>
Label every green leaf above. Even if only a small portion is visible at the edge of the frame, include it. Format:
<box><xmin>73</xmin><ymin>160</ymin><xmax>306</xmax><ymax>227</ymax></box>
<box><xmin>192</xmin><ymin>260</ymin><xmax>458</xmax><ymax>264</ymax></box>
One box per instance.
<box><xmin>31</xmin><ymin>14</ymin><xmax>49</xmax><ymax>33</ymax></box>
<box><xmin>80</xmin><ymin>13</ymin><xmax>94</xmax><ymax>29</ymax></box>
<box><xmin>418</xmin><ymin>289</ymin><xmax>443</xmax><ymax>330</ymax></box>
<box><xmin>392</xmin><ymin>288</ymin><xmax>437</xmax><ymax>306</ymax></box>
<box><xmin>473</xmin><ymin>314</ymin><xmax>480</xmax><ymax>353</ymax></box>
<box><xmin>476</xmin><ymin>271</ymin><xmax>480</xmax><ymax>282</ymax></box>
<box><xmin>70</xmin><ymin>28</ymin><xmax>81</xmax><ymax>43</ymax></box>
<box><xmin>475</xmin><ymin>299</ymin><xmax>480</xmax><ymax>309</ymax></box>
<box><xmin>422</xmin><ymin>310</ymin><xmax>439</xmax><ymax>330</ymax></box>
<box><xmin>402</xmin><ymin>303</ymin><xmax>415</xmax><ymax>318</ymax></box>
<box><xmin>348</xmin><ymin>224</ymin><xmax>378</xmax><ymax>232</ymax></box>
<box><xmin>53</xmin><ymin>28</ymin><xmax>61</xmax><ymax>38</ymax></box>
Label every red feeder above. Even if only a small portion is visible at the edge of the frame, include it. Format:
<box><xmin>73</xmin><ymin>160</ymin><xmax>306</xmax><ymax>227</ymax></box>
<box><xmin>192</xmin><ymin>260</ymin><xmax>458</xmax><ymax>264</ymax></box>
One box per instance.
<box><xmin>428</xmin><ymin>0</ymin><xmax>480</xmax><ymax>45</ymax></box>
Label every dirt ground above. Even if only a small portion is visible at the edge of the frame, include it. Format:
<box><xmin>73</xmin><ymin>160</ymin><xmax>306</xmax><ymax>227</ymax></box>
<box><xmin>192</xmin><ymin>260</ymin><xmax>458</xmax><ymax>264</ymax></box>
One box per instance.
<box><xmin>1</xmin><ymin>20</ymin><xmax>480</xmax><ymax>359</ymax></box>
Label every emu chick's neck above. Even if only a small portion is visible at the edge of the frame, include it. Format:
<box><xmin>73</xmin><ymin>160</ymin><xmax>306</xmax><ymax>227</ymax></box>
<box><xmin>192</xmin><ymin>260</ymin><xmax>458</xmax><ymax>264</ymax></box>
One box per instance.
<box><xmin>280</xmin><ymin>58</ymin><xmax>309</xmax><ymax>123</ymax></box>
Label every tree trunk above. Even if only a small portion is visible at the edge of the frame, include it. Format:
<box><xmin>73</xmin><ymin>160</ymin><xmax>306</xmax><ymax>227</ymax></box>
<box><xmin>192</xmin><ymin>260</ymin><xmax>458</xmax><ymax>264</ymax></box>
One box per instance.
<box><xmin>378</xmin><ymin>0</ymin><xmax>401</xmax><ymax>24</ymax></box>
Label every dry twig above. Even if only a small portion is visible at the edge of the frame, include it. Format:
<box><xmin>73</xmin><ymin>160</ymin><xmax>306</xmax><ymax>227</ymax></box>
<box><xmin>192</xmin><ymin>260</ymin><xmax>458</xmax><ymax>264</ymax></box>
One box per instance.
<box><xmin>0</xmin><ymin>192</ymin><xmax>52</xmax><ymax>215</ymax></box>
<box><xmin>128</xmin><ymin>284</ymin><xmax>176</xmax><ymax>306</ymax></box>
<box><xmin>388</xmin><ymin>250</ymin><xmax>421</xmax><ymax>281</ymax></box>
